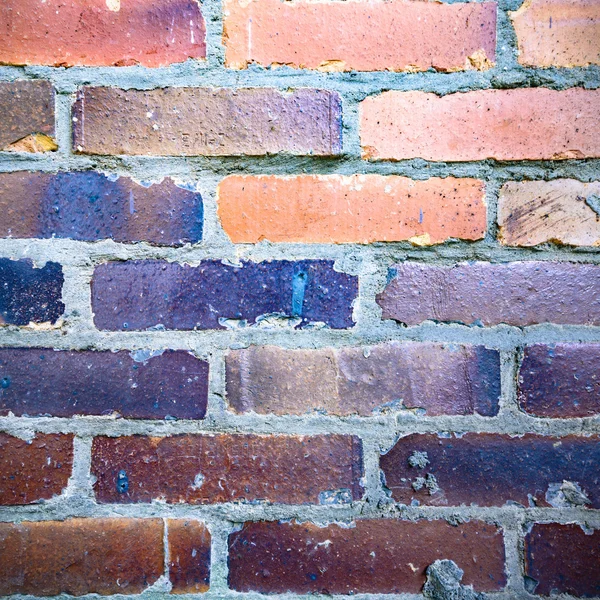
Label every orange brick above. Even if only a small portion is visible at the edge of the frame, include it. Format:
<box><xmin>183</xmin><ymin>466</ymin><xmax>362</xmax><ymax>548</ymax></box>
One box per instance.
<box><xmin>224</xmin><ymin>0</ymin><xmax>496</xmax><ymax>72</ymax></box>
<box><xmin>217</xmin><ymin>175</ymin><xmax>486</xmax><ymax>244</ymax></box>
<box><xmin>360</xmin><ymin>88</ymin><xmax>600</xmax><ymax>162</ymax></box>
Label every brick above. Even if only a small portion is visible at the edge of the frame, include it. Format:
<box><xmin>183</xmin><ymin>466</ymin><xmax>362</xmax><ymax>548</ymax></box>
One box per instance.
<box><xmin>0</xmin><ymin>258</ymin><xmax>64</xmax><ymax>327</ymax></box>
<box><xmin>226</xmin><ymin>343</ymin><xmax>500</xmax><ymax>417</ymax></box>
<box><xmin>519</xmin><ymin>344</ymin><xmax>600</xmax><ymax>418</ymax></box>
<box><xmin>511</xmin><ymin>0</ymin><xmax>600</xmax><ymax>68</ymax></box>
<box><xmin>72</xmin><ymin>87</ymin><xmax>342</xmax><ymax>156</ymax></box>
<box><xmin>91</xmin><ymin>434</ymin><xmax>363</xmax><ymax>504</ymax></box>
<box><xmin>524</xmin><ymin>523</ymin><xmax>600</xmax><ymax>597</ymax></box>
<box><xmin>168</xmin><ymin>520</ymin><xmax>211</xmax><ymax>593</ymax></box>
<box><xmin>380</xmin><ymin>433</ymin><xmax>600</xmax><ymax>508</ymax></box>
<box><xmin>0</xmin><ymin>81</ymin><xmax>56</xmax><ymax>152</ymax></box>
<box><xmin>92</xmin><ymin>260</ymin><xmax>357</xmax><ymax>331</ymax></box>
<box><xmin>0</xmin><ymin>0</ymin><xmax>205</xmax><ymax>68</ymax></box>
<box><xmin>0</xmin><ymin>349</ymin><xmax>208</xmax><ymax>419</ymax></box>
<box><xmin>0</xmin><ymin>518</ymin><xmax>163</xmax><ymax>596</ymax></box>
<box><xmin>224</xmin><ymin>0</ymin><xmax>496</xmax><ymax>72</ymax></box>
<box><xmin>377</xmin><ymin>261</ymin><xmax>600</xmax><ymax>327</ymax></box>
<box><xmin>0</xmin><ymin>433</ymin><xmax>73</xmax><ymax>505</ymax></box>
<box><xmin>0</xmin><ymin>172</ymin><xmax>203</xmax><ymax>246</ymax></box>
<box><xmin>218</xmin><ymin>175</ymin><xmax>487</xmax><ymax>244</ymax></box>
<box><xmin>360</xmin><ymin>88</ymin><xmax>600</xmax><ymax>161</ymax></box>
<box><xmin>228</xmin><ymin>519</ymin><xmax>505</xmax><ymax>594</ymax></box>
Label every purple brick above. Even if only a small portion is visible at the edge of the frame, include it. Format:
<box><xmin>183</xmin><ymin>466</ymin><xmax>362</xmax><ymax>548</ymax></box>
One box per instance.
<box><xmin>0</xmin><ymin>258</ymin><xmax>64</xmax><ymax>326</ymax></box>
<box><xmin>0</xmin><ymin>172</ymin><xmax>202</xmax><ymax>246</ymax></box>
<box><xmin>377</xmin><ymin>261</ymin><xmax>600</xmax><ymax>326</ymax></box>
<box><xmin>91</xmin><ymin>260</ymin><xmax>357</xmax><ymax>331</ymax></box>
<box><xmin>0</xmin><ymin>349</ymin><xmax>208</xmax><ymax>419</ymax></box>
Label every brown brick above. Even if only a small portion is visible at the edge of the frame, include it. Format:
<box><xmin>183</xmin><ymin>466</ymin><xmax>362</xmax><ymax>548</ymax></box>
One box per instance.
<box><xmin>0</xmin><ymin>518</ymin><xmax>164</xmax><ymax>596</ymax></box>
<box><xmin>377</xmin><ymin>261</ymin><xmax>600</xmax><ymax>327</ymax></box>
<box><xmin>228</xmin><ymin>519</ymin><xmax>506</xmax><ymax>594</ymax></box>
<box><xmin>218</xmin><ymin>175</ymin><xmax>486</xmax><ymax>244</ymax></box>
<box><xmin>168</xmin><ymin>520</ymin><xmax>211</xmax><ymax>593</ymax></box>
<box><xmin>73</xmin><ymin>87</ymin><xmax>342</xmax><ymax>156</ymax></box>
<box><xmin>224</xmin><ymin>0</ymin><xmax>496</xmax><ymax>72</ymax></box>
<box><xmin>519</xmin><ymin>344</ymin><xmax>600</xmax><ymax>418</ymax></box>
<box><xmin>380</xmin><ymin>433</ymin><xmax>600</xmax><ymax>508</ymax></box>
<box><xmin>92</xmin><ymin>434</ymin><xmax>363</xmax><ymax>504</ymax></box>
<box><xmin>525</xmin><ymin>523</ymin><xmax>600</xmax><ymax>597</ymax></box>
<box><xmin>0</xmin><ymin>433</ymin><xmax>73</xmax><ymax>505</ymax></box>
<box><xmin>360</xmin><ymin>88</ymin><xmax>600</xmax><ymax>161</ymax></box>
<box><xmin>226</xmin><ymin>343</ymin><xmax>500</xmax><ymax>417</ymax></box>
<box><xmin>511</xmin><ymin>0</ymin><xmax>600</xmax><ymax>68</ymax></box>
<box><xmin>0</xmin><ymin>0</ymin><xmax>205</xmax><ymax>68</ymax></box>
<box><xmin>498</xmin><ymin>180</ymin><xmax>600</xmax><ymax>247</ymax></box>
<box><xmin>0</xmin><ymin>81</ymin><xmax>55</xmax><ymax>152</ymax></box>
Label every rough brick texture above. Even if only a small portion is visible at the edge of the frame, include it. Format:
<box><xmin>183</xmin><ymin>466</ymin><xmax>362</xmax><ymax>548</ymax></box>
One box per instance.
<box><xmin>224</xmin><ymin>0</ymin><xmax>496</xmax><ymax>72</ymax></box>
<box><xmin>0</xmin><ymin>348</ymin><xmax>208</xmax><ymax>419</ymax></box>
<box><xmin>168</xmin><ymin>520</ymin><xmax>211</xmax><ymax>593</ymax></box>
<box><xmin>377</xmin><ymin>261</ymin><xmax>600</xmax><ymax>326</ymax></box>
<box><xmin>91</xmin><ymin>434</ymin><xmax>363</xmax><ymax>504</ymax></box>
<box><xmin>218</xmin><ymin>175</ymin><xmax>487</xmax><ymax>244</ymax></box>
<box><xmin>0</xmin><ymin>433</ymin><xmax>73</xmax><ymax>505</ymax></box>
<box><xmin>73</xmin><ymin>87</ymin><xmax>342</xmax><ymax>156</ymax></box>
<box><xmin>228</xmin><ymin>520</ymin><xmax>506</xmax><ymax>594</ymax></box>
<box><xmin>0</xmin><ymin>172</ymin><xmax>203</xmax><ymax>245</ymax></box>
<box><xmin>361</xmin><ymin>88</ymin><xmax>600</xmax><ymax>161</ymax></box>
<box><xmin>226</xmin><ymin>343</ymin><xmax>500</xmax><ymax>416</ymax></box>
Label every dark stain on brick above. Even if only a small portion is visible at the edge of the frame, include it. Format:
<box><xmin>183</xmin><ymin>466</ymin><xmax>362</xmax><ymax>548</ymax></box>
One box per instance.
<box><xmin>168</xmin><ymin>520</ymin><xmax>211</xmax><ymax>593</ymax></box>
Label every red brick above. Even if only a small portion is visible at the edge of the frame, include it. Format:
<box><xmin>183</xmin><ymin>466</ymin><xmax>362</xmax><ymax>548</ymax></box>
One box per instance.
<box><xmin>0</xmin><ymin>0</ymin><xmax>205</xmax><ymax>67</ymax></box>
<box><xmin>380</xmin><ymin>433</ymin><xmax>600</xmax><ymax>507</ymax></box>
<box><xmin>168</xmin><ymin>520</ymin><xmax>211</xmax><ymax>593</ymax></box>
<box><xmin>499</xmin><ymin>179</ymin><xmax>600</xmax><ymax>247</ymax></box>
<box><xmin>228</xmin><ymin>519</ymin><xmax>506</xmax><ymax>594</ymax></box>
<box><xmin>0</xmin><ymin>81</ymin><xmax>55</xmax><ymax>152</ymax></box>
<box><xmin>519</xmin><ymin>344</ymin><xmax>600</xmax><ymax>418</ymax></box>
<box><xmin>360</xmin><ymin>88</ymin><xmax>600</xmax><ymax>161</ymax></box>
<box><xmin>72</xmin><ymin>87</ymin><xmax>342</xmax><ymax>156</ymax></box>
<box><xmin>218</xmin><ymin>175</ymin><xmax>487</xmax><ymax>244</ymax></box>
<box><xmin>226</xmin><ymin>343</ymin><xmax>500</xmax><ymax>417</ymax></box>
<box><xmin>91</xmin><ymin>434</ymin><xmax>363</xmax><ymax>504</ymax></box>
<box><xmin>511</xmin><ymin>0</ymin><xmax>600</xmax><ymax>68</ymax></box>
<box><xmin>377</xmin><ymin>261</ymin><xmax>600</xmax><ymax>327</ymax></box>
<box><xmin>224</xmin><ymin>0</ymin><xmax>496</xmax><ymax>72</ymax></box>
<box><xmin>0</xmin><ymin>518</ymin><xmax>164</xmax><ymax>596</ymax></box>
<box><xmin>0</xmin><ymin>433</ymin><xmax>73</xmax><ymax>505</ymax></box>
<box><xmin>524</xmin><ymin>523</ymin><xmax>600</xmax><ymax>597</ymax></box>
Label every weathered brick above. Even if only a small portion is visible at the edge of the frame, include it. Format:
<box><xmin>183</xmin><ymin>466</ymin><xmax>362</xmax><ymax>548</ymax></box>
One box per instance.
<box><xmin>0</xmin><ymin>433</ymin><xmax>73</xmax><ymax>505</ymax></box>
<box><xmin>228</xmin><ymin>519</ymin><xmax>506</xmax><ymax>594</ymax></box>
<box><xmin>168</xmin><ymin>520</ymin><xmax>211</xmax><ymax>593</ymax></box>
<box><xmin>360</xmin><ymin>88</ymin><xmax>600</xmax><ymax>161</ymax></box>
<box><xmin>226</xmin><ymin>343</ymin><xmax>500</xmax><ymax>417</ymax></box>
<box><xmin>92</xmin><ymin>260</ymin><xmax>357</xmax><ymax>331</ymax></box>
<box><xmin>511</xmin><ymin>0</ymin><xmax>600</xmax><ymax>68</ymax></box>
<box><xmin>0</xmin><ymin>0</ymin><xmax>205</xmax><ymax>68</ymax></box>
<box><xmin>91</xmin><ymin>434</ymin><xmax>363</xmax><ymax>504</ymax></box>
<box><xmin>0</xmin><ymin>258</ymin><xmax>64</xmax><ymax>327</ymax></box>
<box><xmin>519</xmin><ymin>344</ymin><xmax>600</xmax><ymax>418</ymax></box>
<box><xmin>377</xmin><ymin>261</ymin><xmax>600</xmax><ymax>327</ymax></box>
<box><xmin>0</xmin><ymin>81</ymin><xmax>56</xmax><ymax>152</ymax></box>
<box><xmin>381</xmin><ymin>433</ymin><xmax>600</xmax><ymax>508</ymax></box>
<box><xmin>525</xmin><ymin>523</ymin><xmax>600</xmax><ymax>597</ymax></box>
<box><xmin>498</xmin><ymin>180</ymin><xmax>600</xmax><ymax>247</ymax></box>
<box><xmin>73</xmin><ymin>87</ymin><xmax>342</xmax><ymax>156</ymax></box>
<box><xmin>224</xmin><ymin>0</ymin><xmax>496</xmax><ymax>72</ymax></box>
<box><xmin>0</xmin><ymin>349</ymin><xmax>208</xmax><ymax>419</ymax></box>
<box><xmin>0</xmin><ymin>172</ymin><xmax>203</xmax><ymax>246</ymax></box>
<box><xmin>218</xmin><ymin>175</ymin><xmax>486</xmax><ymax>244</ymax></box>
<box><xmin>0</xmin><ymin>518</ymin><xmax>163</xmax><ymax>596</ymax></box>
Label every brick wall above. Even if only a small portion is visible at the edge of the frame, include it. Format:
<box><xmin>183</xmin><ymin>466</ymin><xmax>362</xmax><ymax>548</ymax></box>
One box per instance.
<box><xmin>0</xmin><ymin>0</ymin><xmax>599</xmax><ymax>598</ymax></box>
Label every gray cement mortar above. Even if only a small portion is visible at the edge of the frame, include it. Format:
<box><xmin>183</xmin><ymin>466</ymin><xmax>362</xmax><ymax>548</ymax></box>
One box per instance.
<box><xmin>0</xmin><ymin>0</ymin><xmax>599</xmax><ymax>598</ymax></box>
